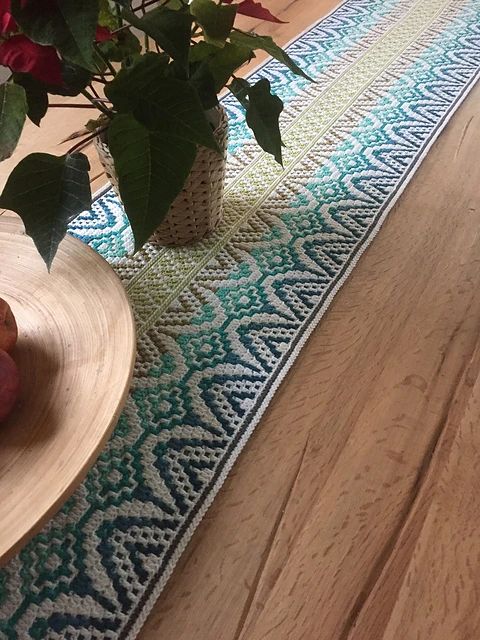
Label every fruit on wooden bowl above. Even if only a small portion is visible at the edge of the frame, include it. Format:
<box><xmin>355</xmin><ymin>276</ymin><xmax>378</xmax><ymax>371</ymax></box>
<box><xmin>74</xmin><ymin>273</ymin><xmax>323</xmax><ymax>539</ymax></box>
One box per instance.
<box><xmin>0</xmin><ymin>298</ymin><xmax>18</xmax><ymax>353</ymax></box>
<box><xmin>0</xmin><ymin>350</ymin><xmax>20</xmax><ymax>422</ymax></box>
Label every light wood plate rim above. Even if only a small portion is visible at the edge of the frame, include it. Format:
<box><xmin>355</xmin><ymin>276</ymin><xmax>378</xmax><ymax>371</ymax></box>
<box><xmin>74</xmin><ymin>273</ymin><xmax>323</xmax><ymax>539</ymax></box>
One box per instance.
<box><xmin>0</xmin><ymin>216</ymin><xmax>136</xmax><ymax>566</ymax></box>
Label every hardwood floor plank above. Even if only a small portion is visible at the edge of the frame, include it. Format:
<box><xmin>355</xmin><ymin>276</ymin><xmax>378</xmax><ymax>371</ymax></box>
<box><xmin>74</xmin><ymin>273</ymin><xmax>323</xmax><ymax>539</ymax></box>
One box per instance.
<box><xmin>346</xmin><ymin>341</ymin><xmax>480</xmax><ymax>640</ymax></box>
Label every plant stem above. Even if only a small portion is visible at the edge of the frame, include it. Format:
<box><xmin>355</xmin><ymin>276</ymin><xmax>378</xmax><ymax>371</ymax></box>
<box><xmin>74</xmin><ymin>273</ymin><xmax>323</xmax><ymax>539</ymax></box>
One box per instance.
<box><xmin>89</xmin><ymin>82</ymin><xmax>101</xmax><ymax>100</ymax></box>
<box><xmin>80</xmin><ymin>89</ymin><xmax>113</xmax><ymax>118</ymax></box>
<box><xmin>50</xmin><ymin>103</ymin><xmax>99</xmax><ymax>108</ymax></box>
<box><xmin>128</xmin><ymin>0</ymin><xmax>187</xmax><ymax>14</ymax></box>
<box><xmin>112</xmin><ymin>23</ymin><xmax>130</xmax><ymax>35</ymax></box>
<box><xmin>67</xmin><ymin>126</ymin><xmax>109</xmax><ymax>155</ymax></box>
<box><xmin>93</xmin><ymin>42</ymin><xmax>116</xmax><ymax>76</ymax></box>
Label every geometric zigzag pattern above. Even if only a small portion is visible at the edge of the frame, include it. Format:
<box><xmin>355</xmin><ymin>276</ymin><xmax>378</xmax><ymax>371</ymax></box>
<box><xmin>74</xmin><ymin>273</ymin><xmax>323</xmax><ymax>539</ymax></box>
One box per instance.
<box><xmin>1</xmin><ymin>0</ymin><xmax>479</xmax><ymax>637</ymax></box>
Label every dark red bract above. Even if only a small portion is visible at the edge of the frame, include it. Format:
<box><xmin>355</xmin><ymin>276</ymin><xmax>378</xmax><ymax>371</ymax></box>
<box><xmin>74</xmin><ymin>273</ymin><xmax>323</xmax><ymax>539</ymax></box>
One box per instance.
<box><xmin>223</xmin><ymin>0</ymin><xmax>285</xmax><ymax>23</ymax></box>
<box><xmin>0</xmin><ymin>35</ymin><xmax>63</xmax><ymax>85</ymax></box>
<box><xmin>95</xmin><ymin>26</ymin><xmax>114</xmax><ymax>43</ymax></box>
<box><xmin>0</xmin><ymin>0</ymin><xmax>17</xmax><ymax>35</ymax></box>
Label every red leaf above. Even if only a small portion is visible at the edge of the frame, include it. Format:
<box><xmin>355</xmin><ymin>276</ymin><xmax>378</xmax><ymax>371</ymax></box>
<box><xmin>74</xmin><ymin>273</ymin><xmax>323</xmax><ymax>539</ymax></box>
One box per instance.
<box><xmin>0</xmin><ymin>0</ymin><xmax>17</xmax><ymax>35</ymax></box>
<box><xmin>0</xmin><ymin>35</ymin><xmax>63</xmax><ymax>85</ymax></box>
<box><xmin>95</xmin><ymin>26</ymin><xmax>114</xmax><ymax>43</ymax></box>
<box><xmin>223</xmin><ymin>0</ymin><xmax>286</xmax><ymax>23</ymax></box>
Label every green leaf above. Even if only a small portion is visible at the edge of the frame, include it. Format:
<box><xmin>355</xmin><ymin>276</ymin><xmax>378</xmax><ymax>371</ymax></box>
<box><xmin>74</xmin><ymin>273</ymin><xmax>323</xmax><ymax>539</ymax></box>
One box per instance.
<box><xmin>98</xmin><ymin>0</ymin><xmax>118</xmax><ymax>30</ymax></box>
<box><xmin>106</xmin><ymin>61</ymin><xmax>219</xmax><ymax>151</ymax></box>
<box><xmin>229</xmin><ymin>76</ymin><xmax>249</xmax><ymax>108</ymax></box>
<box><xmin>162</xmin><ymin>0</ymin><xmax>185</xmax><ymax>9</ymax></box>
<box><xmin>11</xmin><ymin>0</ymin><xmax>99</xmax><ymax>71</ymax></box>
<box><xmin>190</xmin><ymin>0</ymin><xmax>237</xmax><ymax>48</ymax></box>
<box><xmin>108</xmin><ymin>114</ymin><xmax>197</xmax><ymax>250</ymax></box>
<box><xmin>98</xmin><ymin>28</ymin><xmax>142</xmax><ymax>63</ymax></box>
<box><xmin>204</xmin><ymin>42</ymin><xmax>254</xmax><ymax>92</ymax></box>
<box><xmin>135</xmin><ymin>78</ymin><xmax>219</xmax><ymax>150</ymax></box>
<box><xmin>105</xmin><ymin>52</ymin><xmax>170</xmax><ymax>110</ymax></box>
<box><xmin>12</xmin><ymin>74</ymin><xmax>48</xmax><ymax>126</ymax></box>
<box><xmin>230</xmin><ymin>30</ymin><xmax>312</xmax><ymax>81</ymax></box>
<box><xmin>0</xmin><ymin>153</ymin><xmax>91</xmax><ymax>269</ymax></box>
<box><xmin>189</xmin><ymin>62</ymin><xmax>219</xmax><ymax>110</ymax></box>
<box><xmin>189</xmin><ymin>41</ymin><xmax>218</xmax><ymax>63</ymax></box>
<box><xmin>231</xmin><ymin>77</ymin><xmax>284</xmax><ymax>164</ymax></box>
<box><xmin>124</xmin><ymin>7</ymin><xmax>192</xmax><ymax>71</ymax></box>
<box><xmin>0</xmin><ymin>83</ymin><xmax>27</xmax><ymax>161</ymax></box>
<box><xmin>55</xmin><ymin>62</ymin><xmax>92</xmax><ymax>96</ymax></box>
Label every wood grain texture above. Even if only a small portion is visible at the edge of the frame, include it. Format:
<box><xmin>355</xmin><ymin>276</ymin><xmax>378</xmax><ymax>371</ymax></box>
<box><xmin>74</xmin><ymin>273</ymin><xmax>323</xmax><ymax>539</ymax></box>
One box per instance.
<box><xmin>0</xmin><ymin>217</ymin><xmax>136</xmax><ymax>566</ymax></box>
<box><xmin>2</xmin><ymin>0</ymin><xmax>480</xmax><ymax>636</ymax></box>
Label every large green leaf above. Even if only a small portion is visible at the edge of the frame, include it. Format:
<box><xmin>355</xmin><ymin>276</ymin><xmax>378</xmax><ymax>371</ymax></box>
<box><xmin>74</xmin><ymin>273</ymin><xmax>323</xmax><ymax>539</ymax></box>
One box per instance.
<box><xmin>12</xmin><ymin>74</ymin><xmax>48</xmax><ymax>126</ymax></box>
<box><xmin>230</xmin><ymin>30</ymin><xmax>312</xmax><ymax>81</ymax></box>
<box><xmin>189</xmin><ymin>41</ymin><xmax>218</xmax><ymax>63</ymax></box>
<box><xmin>108</xmin><ymin>114</ymin><xmax>197</xmax><ymax>250</ymax></box>
<box><xmin>0</xmin><ymin>83</ymin><xmax>27</xmax><ymax>162</ymax></box>
<box><xmin>11</xmin><ymin>0</ymin><xmax>99</xmax><ymax>70</ymax></box>
<box><xmin>230</xmin><ymin>77</ymin><xmax>284</xmax><ymax>164</ymax></box>
<box><xmin>124</xmin><ymin>7</ymin><xmax>192</xmax><ymax>71</ymax></box>
<box><xmin>133</xmin><ymin>78</ymin><xmax>219</xmax><ymax>150</ymax></box>
<box><xmin>204</xmin><ymin>42</ymin><xmax>253</xmax><ymax>92</ymax></box>
<box><xmin>106</xmin><ymin>62</ymin><xmax>219</xmax><ymax>151</ymax></box>
<box><xmin>245</xmin><ymin>79</ymin><xmax>284</xmax><ymax>165</ymax></box>
<box><xmin>53</xmin><ymin>62</ymin><xmax>92</xmax><ymax>96</ymax></box>
<box><xmin>190</xmin><ymin>0</ymin><xmax>237</xmax><ymax>48</ymax></box>
<box><xmin>0</xmin><ymin>153</ymin><xmax>91</xmax><ymax>269</ymax></box>
<box><xmin>105</xmin><ymin>52</ymin><xmax>170</xmax><ymax>110</ymax></box>
<box><xmin>189</xmin><ymin>62</ymin><xmax>218</xmax><ymax>110</ymax></box>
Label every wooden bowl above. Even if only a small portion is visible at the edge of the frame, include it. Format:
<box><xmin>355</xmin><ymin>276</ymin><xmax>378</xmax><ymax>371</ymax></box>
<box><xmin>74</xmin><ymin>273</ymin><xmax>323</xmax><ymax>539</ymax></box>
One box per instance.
<box><xmin>0</xmin><ymin>216</ymin><xmax>136</xmax><ymax>565</ymax></box>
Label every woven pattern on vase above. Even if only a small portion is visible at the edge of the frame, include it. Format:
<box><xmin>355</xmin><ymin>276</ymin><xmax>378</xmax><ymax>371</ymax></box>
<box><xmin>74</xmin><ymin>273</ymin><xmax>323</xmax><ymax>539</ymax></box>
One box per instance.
<box><xmin>1</xmin><ymin>0</ymin><xmax>480</xmax><ymax>638</ymax></box>
<box><xmin>94</xmin><ymin>106</ymin><xmax>229</xmax><ymax>246</ymax></box>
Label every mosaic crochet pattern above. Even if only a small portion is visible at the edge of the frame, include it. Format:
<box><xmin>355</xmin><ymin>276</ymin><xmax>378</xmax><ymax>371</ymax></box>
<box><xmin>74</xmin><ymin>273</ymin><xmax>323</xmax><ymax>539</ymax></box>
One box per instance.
<box><xmin>1</xmin><ymin>0</ymin><xmax>479</xmax><ymax>637</ymax></box>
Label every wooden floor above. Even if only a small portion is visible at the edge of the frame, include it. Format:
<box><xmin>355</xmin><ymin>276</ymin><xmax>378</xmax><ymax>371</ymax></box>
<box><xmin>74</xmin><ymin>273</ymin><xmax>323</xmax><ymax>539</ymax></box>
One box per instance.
<box><xmin>3</xmin><ymin>0</ymin><xmax>480</xmax><ymax>637</ymax></box>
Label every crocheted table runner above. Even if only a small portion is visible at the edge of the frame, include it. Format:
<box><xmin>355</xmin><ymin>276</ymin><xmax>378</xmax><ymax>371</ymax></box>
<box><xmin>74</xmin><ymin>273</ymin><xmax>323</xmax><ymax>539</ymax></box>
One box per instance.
<box><xmin>1</xmin><ymin>0</ymin><xmax>479</xmax><ymax>637</ymax></box>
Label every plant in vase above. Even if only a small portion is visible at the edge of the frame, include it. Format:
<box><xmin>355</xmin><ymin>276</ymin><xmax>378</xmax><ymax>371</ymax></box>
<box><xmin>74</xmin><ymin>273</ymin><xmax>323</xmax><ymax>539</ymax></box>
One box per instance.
<box><xmin>0</xmin><ymin>0</ymin><xmax>310</xmax><ymax>268</ymax></box>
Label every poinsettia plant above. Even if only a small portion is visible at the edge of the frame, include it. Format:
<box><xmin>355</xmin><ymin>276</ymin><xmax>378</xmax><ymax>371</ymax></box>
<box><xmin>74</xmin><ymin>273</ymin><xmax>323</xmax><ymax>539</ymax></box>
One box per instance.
<box><xmin>0</xmin><ymin>0</ymin><xmax>309</xmax><ymax>268</ymax></box>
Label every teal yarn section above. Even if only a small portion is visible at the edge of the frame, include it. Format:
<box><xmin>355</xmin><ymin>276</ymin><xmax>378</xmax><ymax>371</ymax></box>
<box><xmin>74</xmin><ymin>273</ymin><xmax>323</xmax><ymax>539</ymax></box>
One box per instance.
<box><xmin>1</xmin><ymin>1</ymin><xmax>480</xmax><ymax>638</ymax></box>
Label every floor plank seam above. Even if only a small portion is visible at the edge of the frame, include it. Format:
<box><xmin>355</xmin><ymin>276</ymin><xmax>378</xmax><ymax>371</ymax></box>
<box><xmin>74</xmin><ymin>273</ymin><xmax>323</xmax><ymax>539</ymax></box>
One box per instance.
<box><xmin>232</xmin><ymin>435</ymin><xmax>312</xmax><ymax>640</ymax></box>
<box><xmin>339</xmin><ymin>315</ymin><xmax>477</xmax><ymax>639</ymax></box>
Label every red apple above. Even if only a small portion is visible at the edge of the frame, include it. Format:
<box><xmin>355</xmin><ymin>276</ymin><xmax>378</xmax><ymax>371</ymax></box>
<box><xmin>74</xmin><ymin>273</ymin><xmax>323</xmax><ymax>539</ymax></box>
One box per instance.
<box><xmin>0</xmin><ymin>298</ymin><xmax>18</xmax><ymax>353</ymax></box>
<box><xmin>0</xmin><ymin>350</ymin><xmax>20</xmax><ymax>423</ymax></box>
